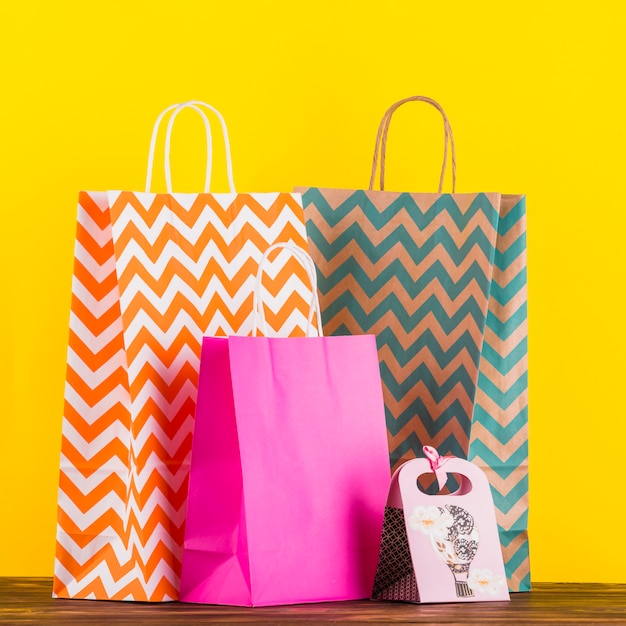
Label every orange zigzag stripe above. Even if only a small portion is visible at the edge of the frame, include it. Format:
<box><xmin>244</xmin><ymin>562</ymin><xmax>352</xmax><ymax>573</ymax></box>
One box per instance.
<box><xmin>116</xmin><ymin>251</ymin><xmax>311</xmax><ymax>300</ymax></box>
<box><xmin>69</xmin><ymin>298</ymin><xmax>124</xmax><ymax>337</ymax></box>
<box><xmin>58</xmin><ymin>472</ymin><xmax>127</xmax><ymax>514</ymax></box>
<box><xmin>60</xmin><ymin>438</ymin><xmax>129</xmax><ymax>479</ymax></box>
<box><xmin>62</xmin><ymin>402</ymin><xmax>129</xmax><ymax>444</ymax></box>
<box><xmin>128</xmin><ymin>433</ymin><xmax>193</xmax><ymax>473</ymax></box>
<box><xmin>119</xmin><ymin>291</ymin><xmax>311</xmax><ymax>352</ymax></box>
<box><xmin>128</xmin><ymin>397</ymin><xmax>195</xmax><ymax>440</ymax></box>
<box><xmin>113</xmin><ymin>217</ymin><xmax>307</xmax><ymax>267</ymax></box>
<box><xmin>54</xmin><ymin>541</ymin><xmax>180</xmax><ymax>599</ymax></box>
<box><xmin>68</xmin><ymin>330</ymin><xmax>127</xmax><ymax>371</ymax></box>
<box><xmin>78</xmin><ymin>192</ymin><xmax>113</xmax><ymax>229</ymax></box>
<box><xmin>72</xmin><ymin>258</ymin><xmax>118</xmax><ymax>297</ymax></box>
<box><xmin>111</xmin><ymin>191</ymin><xmax>305</xmax><ymax>230</ymax></box>
<box><xmin>74</xmin><ymin>226</ymin><xmax>114</xmax><ymax>270</ymax></box>
<box><xmin>66</xmin><ymin>365</ymin><xmax>130</xmax><ymax>408</ymax></box>
<box><xmin>56</xmin><ymin>508</ymin><xmax>124</xmax><ymax>547</ymax></box>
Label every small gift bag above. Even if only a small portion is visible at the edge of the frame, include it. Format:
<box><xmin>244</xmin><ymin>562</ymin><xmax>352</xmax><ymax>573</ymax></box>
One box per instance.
<box><xmin>372</xmin><ymin>446</ymin><xmax>509</xmax><ymax>604</ymax></box>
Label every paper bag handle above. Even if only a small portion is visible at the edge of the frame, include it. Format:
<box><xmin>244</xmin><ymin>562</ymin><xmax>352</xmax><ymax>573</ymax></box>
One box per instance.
<box><xmin>368</xmin><ymin>96</ymin><xmax>456</xmax><ymax>193</ymax></box>
<box><xmin>145</xmin><ymin>103</ymin><xmax>211</xmax><ymax>192</ymax></box>
<box><xmin>253</xmin><ymin>243</ymin><xmax>323</xmax><ymax>338</ymax></box>
<box><xmin>145</xmin><ymin>101</ymin><xmax>236</xmax><ymax>193</ymax></box>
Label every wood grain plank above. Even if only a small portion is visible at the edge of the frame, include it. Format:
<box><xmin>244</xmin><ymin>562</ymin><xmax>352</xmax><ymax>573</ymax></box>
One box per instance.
<box><xmin>1</xmin><ymin>578</ymin><xmax>625</xmax><ymax>625</ymax></box>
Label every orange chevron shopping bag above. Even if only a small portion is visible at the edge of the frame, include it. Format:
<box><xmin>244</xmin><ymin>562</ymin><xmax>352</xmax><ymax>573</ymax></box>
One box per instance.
<box><xmin>297</xmin><ymin>96</ymin><xmax>529</xmax><ymax>591</ymax></box>
<box><xmin>179</xmin><ymin>244</ymin><xmax>391</xmax><ymax>606</ymax></box>
<box><xmin>53</xmin><ymin>102</ymin><xmax>313</xmax><ymax>601</ymax></box>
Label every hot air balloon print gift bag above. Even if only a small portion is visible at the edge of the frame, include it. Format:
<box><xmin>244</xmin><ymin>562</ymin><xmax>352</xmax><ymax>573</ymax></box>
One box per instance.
<box><xmin>298</xmin><ymin>95</ymin><xmax>529</xmax><ymax>591</ymax></box>
<box><xmin>371</xmin><ymin>446</ymin><xmax>509</xmax><ymax>604</ymax></box>
<box><xmin>53</xmin><ymin>102</ymin><xmax>314</xmax><ymax>602</ymax></box>
<box><xmin>179</xmin><ymin>243</ymin><xmax>391</xmax><ymax>607</ymax></box>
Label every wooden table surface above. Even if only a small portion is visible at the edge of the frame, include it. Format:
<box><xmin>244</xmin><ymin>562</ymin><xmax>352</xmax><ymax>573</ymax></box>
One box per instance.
<box><xmin>1</xmin><ymin>578</ymin><xmax>625</xmax><ymax>625</ymax></box>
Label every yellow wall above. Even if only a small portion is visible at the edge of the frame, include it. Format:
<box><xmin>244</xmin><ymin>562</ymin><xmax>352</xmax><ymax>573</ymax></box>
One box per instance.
<box><xmin>1</xmin><ymin>0</ymin><xmax>624</xmax><ymax>583</ymax></box>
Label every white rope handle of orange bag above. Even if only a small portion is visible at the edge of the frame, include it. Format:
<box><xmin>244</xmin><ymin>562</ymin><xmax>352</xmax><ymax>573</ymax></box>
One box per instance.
<box><xmin>165</xmin><ymin>101</ymin><xmax>235</xmax><ymax>193</ymax></box>
<box><xmin>145</xmin><ymin>102</ymin><xmax>212</xmax><ymax>192</ymax></box>
<box><xmin>145</xmin><ymin>101</ymin><xmax>236</xmax><ymax>193</ymax></box>
<box><xmin>368</xmin><ymin>95</ymin><xmax>457</xmax><ymax>193</ymax></box>
<box><xmin>252</xmin><ymin>243</ymin><xmax>323</xmax><ymax>338</ymax></box>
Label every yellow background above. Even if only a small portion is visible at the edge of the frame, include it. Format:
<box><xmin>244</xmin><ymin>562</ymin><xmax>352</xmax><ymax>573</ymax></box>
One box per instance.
<box><xmin>1</xmin><ymin>0</ymin><xmax>624</xmax><ymax>583</ymax></box>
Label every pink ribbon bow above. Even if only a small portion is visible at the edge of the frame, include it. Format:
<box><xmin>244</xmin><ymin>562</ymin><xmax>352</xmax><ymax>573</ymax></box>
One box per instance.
<box><xmin>423</xmin><ymin>445</ymin><xmax>452</xmax><ymax>491</ymax></box>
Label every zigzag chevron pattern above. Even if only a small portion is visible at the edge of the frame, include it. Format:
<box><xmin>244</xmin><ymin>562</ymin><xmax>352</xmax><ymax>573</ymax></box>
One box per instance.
<box><xmin>469</xmin><ymin>195</ymin><xmax>530</xmax><ymax>591</ymax></box>
<box><xmin>301</xmin><ymin>187</ymin><xmax>529</xmax><ymax>592</ymax></box>
<box><xmin>54</xmin><ymin>190</ymin><xmax>311</xmax><ymax>601</ymax></box>
<box><xmin>302</xmin><ymin>189</ymin><xmax>499</xmax><ymax>466</ymax></box>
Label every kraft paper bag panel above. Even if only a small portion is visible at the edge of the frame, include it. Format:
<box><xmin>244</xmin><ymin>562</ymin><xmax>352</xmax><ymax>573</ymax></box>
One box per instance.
<box><xmin>54</xmin><ymin>103</ymin><xmax>313</xmax><ymax>602</ymax></box>
<box><xmin>372</xmin><ymin>448</ymin><xmax>509</xmax><ymax>604</ymax></box>
<box><xmin>296</xmin><ymin>95</ymin><xmax>529</xmax><ymax>591</ymax></box>
<box><xmin>179</xmin><ymin>244</ymin><xmax>391</xmax><ymax>606</ymax></box>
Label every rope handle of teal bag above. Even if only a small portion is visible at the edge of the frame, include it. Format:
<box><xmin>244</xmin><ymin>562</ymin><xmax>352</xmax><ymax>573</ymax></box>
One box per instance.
<box><xmin>368</xmin><ymin>95</ymin><xmax>456</xmax><ymax>193</ymax></box>
<box><xmin>252</xmin><ymin>243</ymin><xmax>323</xmax><ymax>338</ymax></box>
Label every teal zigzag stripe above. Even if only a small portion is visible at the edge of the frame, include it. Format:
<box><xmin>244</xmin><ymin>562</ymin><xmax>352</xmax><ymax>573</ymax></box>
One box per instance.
<box><xmin>470</xmin><ymin>439</ymin><xmax>528</xmax><ymax>482</ymax></box>
<box><xmin>302</xmin><ymin>189</ymin><xmax>500</xmax><ymax>232</ymax></box>
<box><xmin>489</xmin><ymin>474</ymin><xmax>529</xmax><ymax>516</ymax></box>
<box><xmin>476</xmin><ymin>372</ymin><xmax>527</xmax><ymax>410</ymax></box>
<box><xmin>484</xmin><ymin>304</ymin><xmax>527</xmax><ymax>341</ymax></box>
<box><xmin>498</xmin><ymin>198</ymin><xmax>526</xmax><ymax>235</ymax></box>
<box><xmin>490</xmin><ymin>268</ymin><xmax>527</xmax><ymax>305</ymax></box>
<box><xmin>498</xmin><ymin>532</ymin><xmax>531</xmax><ymax>591</ymax></box>
<box><xmin>380</xmin><ymin>356</ymin><xmax>478</xmax><ymax>407</ymax></box>
<box><xmin>494</xmin><ymin>234</ymin><xmax>526</xmax><ymax>269</ymax></box>
<box><xmin>499</xmin><ymin>526</ymin><xmax>530</xmax><ymax>550</ymax></box>
<box><xmin>324</xmin><ymin>290</ymin><xmax>489</xmax><ymax>337</ymax></box>
<box><xmin>381</xmin><ymin>373</ymin><xmax>473</xmax><ymax>437</ymax></box>
<box><xmin>389</xmin><ymin>431</ymin><xmax>470</xmax><ymax>465</ymax></box>
<box><xmin>469</xmin><ymin>194</ymin><xmax>528</xmax><ymax>589</ymax></box>
<box><xmin>480</xmin><ymin>337</ymin><xmax>527</xmax><ymax>374</ymax></box>
<box><xmin>471</xmin><ymin>405</ymin><xmax>528</xmax><ymax>447</ymax></box>
<box><xmin>308</xmin><ymin>221</ymin><xmax>497</xmax><ymax>284</ymax></box>
<box><xmin>375</xmin><ymin>327</ymin><xmax>483</xmax><ymax>371</ymax></box>
<box><xmin>318</xmin><ymin>255</ymin><xmax>494</xmax><ymax>303</ymax></box>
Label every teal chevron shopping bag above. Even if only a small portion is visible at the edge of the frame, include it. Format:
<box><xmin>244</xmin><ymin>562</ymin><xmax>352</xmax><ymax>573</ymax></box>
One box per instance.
<box><xmin>297</xmin><ymin>96</ymin><xmax>529</xmax><ymax>591</ymax></box>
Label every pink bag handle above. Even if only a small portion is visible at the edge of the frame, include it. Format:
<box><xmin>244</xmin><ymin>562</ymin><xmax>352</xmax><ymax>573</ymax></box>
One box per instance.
<box><xmin>369</xmin><ymin>95</ymin><xmax>456</xmax><ymax>193</ymax></box>
<box><xmin>253</xmin><ymin>243</ymin><xmax>323</xmax><ymax>338</ymax></box>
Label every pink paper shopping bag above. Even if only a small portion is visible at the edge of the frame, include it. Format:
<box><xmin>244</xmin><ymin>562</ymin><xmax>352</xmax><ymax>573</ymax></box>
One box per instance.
<box><xmin>372</xmin><ymin>447</ymin><xmax>509</xmax><ymax>604</ymax></box>
<box><xmin>179</xmin><ymin>244</ymin><xmax>391</xmax><ymax>606</ymax></box>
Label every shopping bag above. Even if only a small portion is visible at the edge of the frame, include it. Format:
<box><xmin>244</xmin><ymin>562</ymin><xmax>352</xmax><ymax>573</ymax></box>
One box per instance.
<box><xmin>53</xmin><ymin>102</ymin><xmax>313</xmax><ymax>601</ymax></box>
<box><xmin>179</xmin><ymin>243</ymin><xmax>391</xmax><ymax>607</ymax></box>
<box><xmin>297</xmin><ymin>96</ymin><xmax>529</xmax><ymax>590</ymax></box>
<box><xmin>372</xmin><ymin>446</ymin><xmax>509</xmax><ymax>604</ymax></box>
